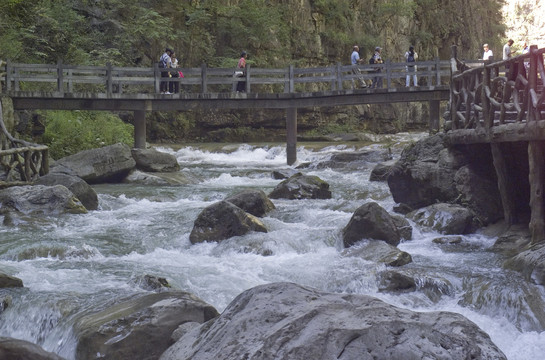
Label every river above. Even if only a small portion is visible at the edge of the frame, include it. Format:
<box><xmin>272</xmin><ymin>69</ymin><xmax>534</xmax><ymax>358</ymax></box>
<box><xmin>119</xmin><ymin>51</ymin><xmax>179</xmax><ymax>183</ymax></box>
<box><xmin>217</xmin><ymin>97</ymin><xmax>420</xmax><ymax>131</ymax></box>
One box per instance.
<box><xmin>1</xmin><ymin>133</ymin><xmax>545</xmax><ymax>359</ymax></box>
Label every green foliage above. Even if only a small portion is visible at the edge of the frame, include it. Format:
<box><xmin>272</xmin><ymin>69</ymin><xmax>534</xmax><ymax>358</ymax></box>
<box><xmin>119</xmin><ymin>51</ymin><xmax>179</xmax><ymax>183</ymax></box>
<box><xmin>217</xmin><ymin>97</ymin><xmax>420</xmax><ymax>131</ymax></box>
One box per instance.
<box><xmin>41</xmin><ymin>111</ymin><xmax>134</xmax><ymax>159</ymax></box>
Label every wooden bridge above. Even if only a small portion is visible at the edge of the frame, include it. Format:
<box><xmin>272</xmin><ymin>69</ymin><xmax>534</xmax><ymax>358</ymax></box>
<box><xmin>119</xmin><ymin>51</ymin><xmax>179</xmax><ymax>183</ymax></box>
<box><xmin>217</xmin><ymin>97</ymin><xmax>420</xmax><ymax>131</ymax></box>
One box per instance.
<box><xmin>1</xmin><ymin>58</ymin><xmax>451</xmax><ymax>165</ymax></box>
<box><xmin>1</xmin><ymin>47</ymin><xmax>545</xmax><ymax>242</ymax></box>
<box><xmin>447</xmin><ymin>45</ymin><xmax>545</xmax><ymax>244</ymax></box>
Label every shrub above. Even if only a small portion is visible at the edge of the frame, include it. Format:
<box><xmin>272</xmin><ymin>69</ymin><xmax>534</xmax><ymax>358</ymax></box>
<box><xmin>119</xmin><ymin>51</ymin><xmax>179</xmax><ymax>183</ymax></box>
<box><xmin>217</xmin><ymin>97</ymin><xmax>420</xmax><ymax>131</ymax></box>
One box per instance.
<box><xmin>41</xmin><ymin>110</ymin><xmax>133</xmax><ymax>159</ymax></box>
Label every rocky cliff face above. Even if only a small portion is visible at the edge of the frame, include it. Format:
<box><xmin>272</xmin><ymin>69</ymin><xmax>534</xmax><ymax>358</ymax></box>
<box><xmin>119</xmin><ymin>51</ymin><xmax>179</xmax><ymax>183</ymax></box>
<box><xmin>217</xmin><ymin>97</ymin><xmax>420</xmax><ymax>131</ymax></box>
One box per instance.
<box><xmin>154</xmin><ymin>0</ymin><xmax>506</xmax><ymax>142</ymax></box>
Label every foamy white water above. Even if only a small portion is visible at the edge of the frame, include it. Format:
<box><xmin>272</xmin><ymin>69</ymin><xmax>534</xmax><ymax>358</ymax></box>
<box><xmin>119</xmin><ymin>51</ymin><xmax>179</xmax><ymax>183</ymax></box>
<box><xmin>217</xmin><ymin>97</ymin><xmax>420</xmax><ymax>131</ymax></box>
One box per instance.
<box><xmin>1</xmin><ymin>134</ymin><xmax>544</xmax><ymax>359</ymax></box>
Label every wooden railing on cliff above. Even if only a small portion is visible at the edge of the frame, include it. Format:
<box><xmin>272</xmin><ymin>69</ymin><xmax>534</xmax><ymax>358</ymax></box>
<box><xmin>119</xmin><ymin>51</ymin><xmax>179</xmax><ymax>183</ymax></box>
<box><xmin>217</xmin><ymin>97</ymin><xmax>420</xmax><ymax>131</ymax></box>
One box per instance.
<box><xmin>0</xmin><ymin>100</ymin><xmax>49</xmax><ymax>188</ymax></box>
<box><xmin>1</xmin><ymin>59</ymin><xmax>450</xmax><ymax>96</ymax></box>
<box><xmin>449</xmin><ymin>45</ymin><xmax>545</xmax><ymax>137</ymax></box>
<box><xmin>448</xmin><ymin>45</ymin><xmax>545</xmax><ymax>244</ymax></box>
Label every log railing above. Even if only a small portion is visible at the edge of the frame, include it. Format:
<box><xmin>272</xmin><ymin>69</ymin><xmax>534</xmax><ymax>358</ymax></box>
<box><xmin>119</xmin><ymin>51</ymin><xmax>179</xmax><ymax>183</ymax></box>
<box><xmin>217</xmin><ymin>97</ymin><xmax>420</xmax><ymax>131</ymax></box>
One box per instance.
<box><xmin>0</xmin><ymin>100</ymin><xmax>49</xmax><ymax>188</ymax></box>
<box><xmin>450</xmin><ymin>45</ymin><xmax>545</xmax><ymax>130</ymax></box>
<box><xmin>1</xmin><ymin>59</ymin><xmax>451</xmax><ymax>96</ymax></box>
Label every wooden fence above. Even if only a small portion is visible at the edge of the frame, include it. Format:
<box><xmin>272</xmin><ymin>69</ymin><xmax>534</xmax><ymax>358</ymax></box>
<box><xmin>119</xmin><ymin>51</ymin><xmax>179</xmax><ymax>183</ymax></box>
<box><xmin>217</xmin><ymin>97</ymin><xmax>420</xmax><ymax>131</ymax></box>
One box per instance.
<box><xmin>1</xmin><ymin>59</ymin><xmax>451</xmax><ymax>96</ymax></box>
<box><xmin>0</xmin><ymin>100</ymin><xmax>49</xmax><ymax>188</ymax></box>
<box><xmin>450</xmin><ymin>45</ymin><xmax>545</xmax><ymax>130</ymax></box>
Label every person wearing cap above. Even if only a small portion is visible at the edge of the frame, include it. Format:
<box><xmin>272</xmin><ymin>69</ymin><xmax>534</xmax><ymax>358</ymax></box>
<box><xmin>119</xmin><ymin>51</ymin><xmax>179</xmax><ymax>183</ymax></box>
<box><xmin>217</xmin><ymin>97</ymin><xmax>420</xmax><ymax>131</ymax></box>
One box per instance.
<box><xmin>350</xmin><ymin>45</ymin><xmax>367</xmax><ymax>88</ymax></box>
<box><xmin>159</xmin><ymin>48</ymin><xmax>173</xmax><ymax>94</ymax></box>
<box><xmin>370</xmin><ymin>46</ymin><xmax>383</xmax><ymax>89</ymax></box>
<box><xmin>236</xmin><ymin>51</ymin><xmax>248</xmax><ymax>92</ymax></box>
<box><xmin>482</xmin><ymin>44</ymin><xmax>493</xmax><ymax>60</ymax></box>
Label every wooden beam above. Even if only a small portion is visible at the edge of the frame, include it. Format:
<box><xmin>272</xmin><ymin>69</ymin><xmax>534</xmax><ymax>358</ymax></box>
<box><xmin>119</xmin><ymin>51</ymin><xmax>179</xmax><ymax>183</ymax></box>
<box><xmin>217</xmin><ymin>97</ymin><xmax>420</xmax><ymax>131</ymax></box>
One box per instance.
<box><xmin>528</xmin><ymin>140</ymin><xmax>545</xmax><ymax>243</ymax></box>
<box><xmin>133</xmin><ymin>110</ymin><xmax>146</xmax><ymax>149</ymax></box>
<box><xmin>286</xmin><ymin>108</ymin><xmax>297</xmax><ymax>165</ymax></box>
<box><xmin>429</xmin><ymin>100</ymin><xmax>440</xmax><ymax>133</ymax></box>
<box><xmin>491</xmin><ymin>143</ymin><xmax>517</xmax><ymax>224</ymax></box>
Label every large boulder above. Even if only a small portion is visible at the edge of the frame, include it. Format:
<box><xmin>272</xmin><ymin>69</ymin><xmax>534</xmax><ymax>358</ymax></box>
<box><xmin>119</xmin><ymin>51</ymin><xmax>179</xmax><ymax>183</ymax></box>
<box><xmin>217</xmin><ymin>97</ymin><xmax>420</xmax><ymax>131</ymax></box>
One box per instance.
<box><xmin>0</xmin><ymin>273</ymin><xmax>24</xmax><ymax>288</ymax></box>
<box><xmin>369</xmin><ymin>159</ymin><xmax>397</xmax><ymax>182</ymax></box>
<box><xmin>224</xmin><ymin>189</ymin><xmax>275</xmax><ymax>217</ymax></box>
<box><xmin>504</xmin><ymin>242</ymin><xmax>545</xmax><ymax>286</ymax></box>
<box><xmin>34</xmin><ymin>173</ymin><xmax>98</xmax><ymax>211</ymax></box>
<box><xmin>408</xmin><ymin>203</ymin><xmax>475</xmax><ymax>235</ymax></box>
<box><xmin>342</xmin><ymin>202</ymin><xmax>401</xmax><ymax>247</ymax></box>
<box><xmin>454</xmin><ymin>165</ymin><xmax>503</xmax><ymax>224</ymax></box>
<box><xmin>189</xmin><ymin>201</ymin><xmax>268</xmax><ymax>244</ymax></box>
<box><xmin>54</xmin><ymin>143</ymin><xmax>135</xmax><ymax>184</ymax></box>
<box><xmin>0</xmin><ymin>337</ymin><xmax>65</xmax><ymax>360</ymax></box>
<box><xmin>0</xmin><ymin>185</ymin><xmax>87</xmax><ymax>216</ymax></box>
<box><xmin>387</xmin><ymin>134</ymin><xmax>462</xmax><ymax>209</ymax></box>
<box><xmin>342</xmin><ymin>240</ymin><xmax>412</xmax><ymax>267</ymax></box>
<box><xmin>160</xmin><ymin>282</ymin><xmax>506</xmax><ymax>360</ymax></box>
<box><xmin>269</xmin><ymin>173</ymin><xmax>331</xmax><ymax>200</ymax></box>
<box><xmin>387</xmin><ymin>135</ymin><xmax>503</xmax><ymax>227</ymax></box>
<box><xmin>74</xmin><ymin>291</ymin><xmax>219</xmax><ymax>360</ymax></box>
<box><xmin>131</xmin><ymin>148</ymin><xmax>180</xmax><ymax>172</ymax></box>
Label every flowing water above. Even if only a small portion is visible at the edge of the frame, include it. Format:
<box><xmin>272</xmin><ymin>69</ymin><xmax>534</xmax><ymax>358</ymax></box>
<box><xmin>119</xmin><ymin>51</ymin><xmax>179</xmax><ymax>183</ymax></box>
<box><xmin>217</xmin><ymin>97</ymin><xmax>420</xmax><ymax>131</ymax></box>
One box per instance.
<box><xmin>1</xmin><ymin>133</ymin><xmax>545</xmax><ymax>359</ymax></box>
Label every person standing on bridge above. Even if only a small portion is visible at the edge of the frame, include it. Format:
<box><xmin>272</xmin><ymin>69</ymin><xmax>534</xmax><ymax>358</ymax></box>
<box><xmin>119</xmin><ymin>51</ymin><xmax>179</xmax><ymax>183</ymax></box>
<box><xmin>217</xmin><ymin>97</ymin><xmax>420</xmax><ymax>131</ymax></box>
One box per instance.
<box><xmin>236</xmin><ymin>51</ymin><xmax>247</xmax><ymax>93</ymax></box>
<box><xmin>502</xmin><ymin>39</ymin><xmax>515</xmax><ymax>76</ymax></box>
<box><xmin>169</xmin><ymin>52</ymin><xmax>181</xmax><ymax>94</ymax></box>
<box><xmin>370</xmin><ymin>47</ymin><xmax>383</xmax><ymax>89</ymax></box>
<box><xmin>482</xmin><ymin>44</ymin><xmax>493</xmax><ymax>60</ymax></box>
<box><xmin>350</xmin><ymin>45</ymin><xmax>367</xmax><ymax>88</ymax></box>
<box><xmin>405</xmin><ymin>45</ymin><xmax>418</xmax><ymax>87</ymax></box>
<box><xmin>159</xmin><ymin>48</ymin><xmax>173</xmax><ymax>94</ymax></box>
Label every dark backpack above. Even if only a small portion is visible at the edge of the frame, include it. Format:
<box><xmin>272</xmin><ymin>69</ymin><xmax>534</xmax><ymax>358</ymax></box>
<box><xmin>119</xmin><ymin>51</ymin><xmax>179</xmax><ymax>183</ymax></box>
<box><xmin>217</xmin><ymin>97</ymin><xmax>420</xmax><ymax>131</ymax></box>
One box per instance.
<box><xmin>369</xmin><ymin>56</ymin><xmax>375</xmax><ymax>64</ymax></box>
<box><xmin>407</xmin><ymin>52</ymin><xmax>415</xmax><ymax>63</ymax></box>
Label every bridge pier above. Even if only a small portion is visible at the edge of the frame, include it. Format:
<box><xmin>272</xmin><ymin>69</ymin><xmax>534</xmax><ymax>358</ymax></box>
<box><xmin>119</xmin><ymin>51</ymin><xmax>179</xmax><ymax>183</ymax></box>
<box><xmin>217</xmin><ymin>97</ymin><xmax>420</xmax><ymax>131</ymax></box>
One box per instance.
<box><xmin>134</xmin><ymin>110</ymin><xmax>146</xmax><ymax>149</ymax></box>
<box><xmin>286</xmin><ymin>108</ymin><xmax>297</xmax><ymax>165</ymax></box>
<box><xmin>429</xmin><ymin>100</ymin><xmax>440</xmax><ymax>133</ymax></box>
<box><xmin>529</xmin><ymin>141</ymin><xmax>545</xmax><ymax>243</ymax></box>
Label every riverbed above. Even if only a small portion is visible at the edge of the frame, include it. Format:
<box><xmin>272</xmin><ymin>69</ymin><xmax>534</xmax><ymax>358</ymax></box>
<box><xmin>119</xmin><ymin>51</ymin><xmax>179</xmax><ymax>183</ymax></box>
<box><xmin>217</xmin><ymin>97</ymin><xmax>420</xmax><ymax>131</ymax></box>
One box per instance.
<box><xmin>1</xmin><ymin>133</ymin><xmax>545</xmax><ymax>359</ymax></box>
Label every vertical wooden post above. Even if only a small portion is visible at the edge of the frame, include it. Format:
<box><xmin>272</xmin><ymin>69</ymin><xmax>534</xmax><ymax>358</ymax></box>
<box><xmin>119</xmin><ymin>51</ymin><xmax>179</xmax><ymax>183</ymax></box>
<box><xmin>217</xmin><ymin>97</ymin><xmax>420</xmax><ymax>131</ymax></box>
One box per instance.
<box><xmin>529</xmin><ymin>141</ymin><xmax>545</xmax><ymax>243</ymax></box>
<box><xmin>57</xmin><ymin>59</ymin><xmax>64</xmax><ymax>94</ymax></box>
<box><xmin>289</xmin><ymin>64</ymin><xmax>294</xmax><ymax>93</ymax></box>
<box><xmin>5</xmin><ymin>60</ymin><xmax>12</xmax><ymax>91</ymax></box>
<box><xmin>386</xmin><ymin>59</ymin><xmax>392</xmax><ymax>89</ymax></box>
<box><xmin>491</xmin><ymin>143</ymin><xmax>517</xmax><ymax>224</ymax></box>
<box><xmin>134</xmin><ymin>110</ymin><xmax>146</xmax><ymax>149</ymax></box>
<box><xmin>106</xmin><ymin>63</ymin><xmax>113</xmax><ymax>97</ymax></box>
<box><xmin>450</xmin><ymin>45</ymin><xmax>458</xmax><ymax>129</ymax></box>
<box><xmin>483</xmin><ymin>60</ymin><xmax>491</xmax><ymax>129</ymax></box>
<box><xmin>201</xmin><ymin>63</ymin><xmax>207</xmax><ymax>94</ymax></box>
<box><xmin>154</xmin><ymin>63</ymin><xmax>160</xmax><ymax>94</ymax></box>
<box><xmin>434</xmin><ymin>57</ymin><xmax>441</xmax><ymax>85</ymax></box>
<box><xmin>429</xmin><ymin>100</ymin><xmax>440</xmax><ymax>133</ymax></box>
<box><xmin>336</xmin><ymin>62</ymin><xmax>343</xmax><ymax>90</ymax></box>
<box><xmin>286</xmin><ymin>107</ymin><xmax>297</xmax><ymax>165</ymax></box>
<box><xmin>528</xmin><ymin>45</ymin><xmax>538</xmax><ymax>122</ymax></box>
<box><xmin>245</xmin><ymin>64</ymin><xmax>251</xmax><ymax>94</ymax></box>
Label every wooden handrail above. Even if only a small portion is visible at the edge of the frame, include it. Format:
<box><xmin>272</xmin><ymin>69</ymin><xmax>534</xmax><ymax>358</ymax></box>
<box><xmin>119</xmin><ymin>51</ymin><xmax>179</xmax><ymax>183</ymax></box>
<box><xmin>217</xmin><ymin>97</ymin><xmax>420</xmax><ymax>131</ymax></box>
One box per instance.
<box><xmin>449</xmin><ymin>45</ymin><xmax>545</xmax><ymax>131</ymax></box>
<box><xmin>2</xmin><ymin>59</ymin><xmax>452</xmax><ymax>96</ymax></box>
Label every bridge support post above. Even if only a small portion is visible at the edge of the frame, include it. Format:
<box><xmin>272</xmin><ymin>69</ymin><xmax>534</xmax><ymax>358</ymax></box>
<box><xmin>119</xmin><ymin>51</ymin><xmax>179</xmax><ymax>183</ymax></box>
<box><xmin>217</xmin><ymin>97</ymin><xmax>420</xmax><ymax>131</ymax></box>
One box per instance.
<box><xmin>491</xmin><ymin>143</ymin><xmax>517</xmax><ymax>225</ymax></box>
<box><xmin>134</xmin><ymin>110</ymin><xmax>146</xmax><ymax>149</ymax></box>
<box><xmin>429</xmin><ymin>100</ymin><xmax>440</xmax><ymax>133</ymax></box>
<box><xmin>286</xmin><ymin>108</ymin><xmax>297</xmax><ymax>165</ymax></box>
<box><xmin>529</xmin><ymin>141</ymin><xmax>545</xmax><ymax>244</ymax></box>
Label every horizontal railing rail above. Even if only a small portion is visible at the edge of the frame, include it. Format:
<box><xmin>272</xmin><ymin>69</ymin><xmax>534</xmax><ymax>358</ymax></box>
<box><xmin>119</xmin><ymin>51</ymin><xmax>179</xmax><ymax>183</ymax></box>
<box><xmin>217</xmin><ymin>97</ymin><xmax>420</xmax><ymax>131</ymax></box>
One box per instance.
<box><xmin>1</xmin><ymin>58</ymin><xmax>452</xmax><ymax>97</ymax></box>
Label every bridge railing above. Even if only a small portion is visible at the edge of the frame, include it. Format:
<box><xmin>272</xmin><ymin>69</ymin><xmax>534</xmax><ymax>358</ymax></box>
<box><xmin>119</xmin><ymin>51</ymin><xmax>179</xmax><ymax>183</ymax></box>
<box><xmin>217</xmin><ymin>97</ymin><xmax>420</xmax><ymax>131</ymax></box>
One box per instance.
<box><xmin>450</xmin><ymin>45</ymin><xmax>545</xmax><ymax>130</ymax></box>
<box><xmin>1</xmin><ymin>59</ymin><xmax>451</xmax><ymax>96</ymax></box>
<box><xmin>0</xmin><ymin>100</ymin><xmax>49</xmax><ymax>187</ymax></box>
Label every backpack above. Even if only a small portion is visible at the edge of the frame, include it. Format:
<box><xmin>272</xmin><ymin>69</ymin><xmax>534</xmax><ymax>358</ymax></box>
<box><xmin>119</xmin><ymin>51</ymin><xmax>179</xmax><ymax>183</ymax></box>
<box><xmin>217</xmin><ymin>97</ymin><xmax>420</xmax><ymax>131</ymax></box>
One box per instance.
<box><xmin>159</xmin><ymin>53</ymin><xmax>169</xmax><ymax>68</ymax></box>
<box><xmin>369</xmin><ymin>56</ymin><xmax>375</xmax><ymax>64</ymax></box>
<box><xmin>407</xmin><ymin>52</ymin><xmax>415</xmax><ymax>63</ymax></box>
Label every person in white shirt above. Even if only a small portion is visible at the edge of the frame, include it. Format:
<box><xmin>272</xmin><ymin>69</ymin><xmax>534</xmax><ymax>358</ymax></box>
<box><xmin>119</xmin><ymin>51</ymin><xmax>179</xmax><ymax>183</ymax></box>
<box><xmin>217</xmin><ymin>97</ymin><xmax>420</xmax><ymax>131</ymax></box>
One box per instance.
<box><xmin>405</xmin><ymin>45</ymin><xmax>418</xmax><ymax>87</ymax></box>
<box><xmin>503</xmin><ymin>39</ymin><xmax>514</xmax><ymax>60</ymax></box>
<box><xmin>482</xmin><ymin>44</ymin><xmax>493</xmax><ymax>60</ymax></box>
